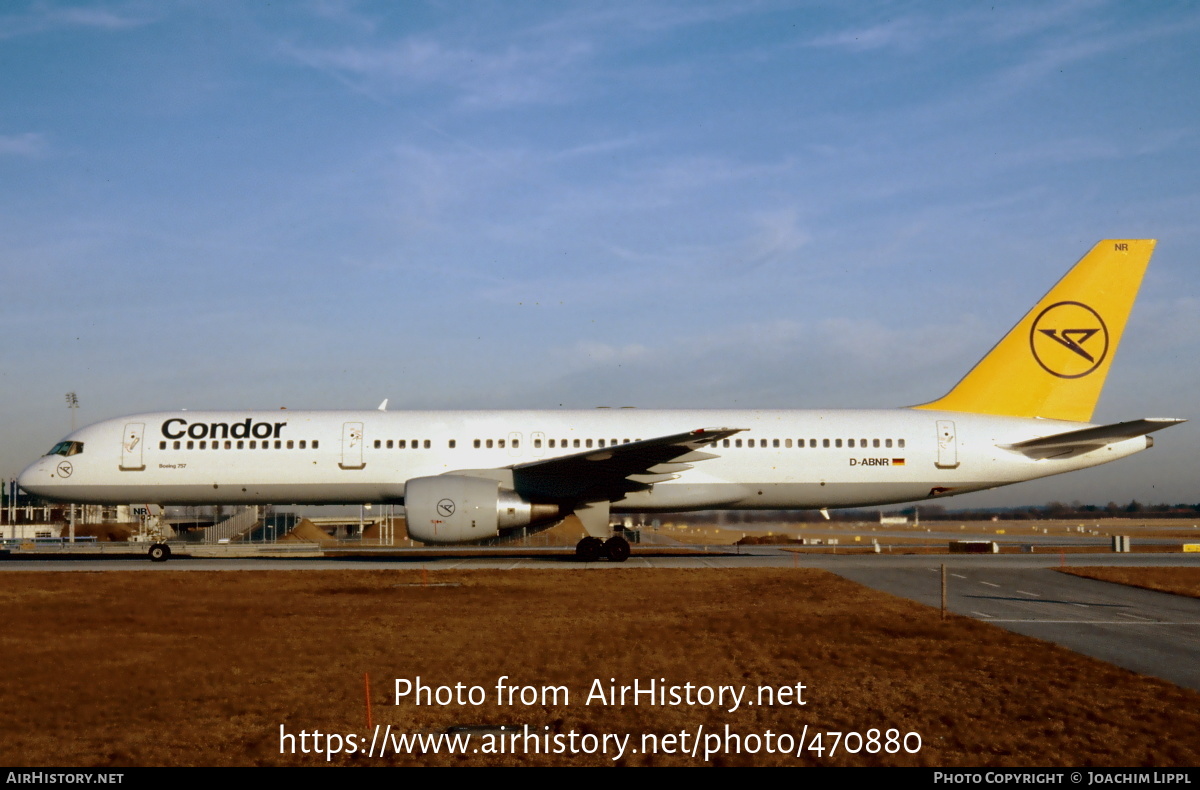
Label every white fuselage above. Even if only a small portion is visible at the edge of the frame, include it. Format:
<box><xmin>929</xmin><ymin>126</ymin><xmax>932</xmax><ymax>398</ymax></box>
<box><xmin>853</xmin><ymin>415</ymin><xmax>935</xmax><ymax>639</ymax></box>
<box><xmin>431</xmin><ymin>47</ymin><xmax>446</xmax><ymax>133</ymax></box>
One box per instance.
<box><xmin>17</xmin><ymin>408</ymin><xmax>1151</xmax><ymax>510</ymax></box>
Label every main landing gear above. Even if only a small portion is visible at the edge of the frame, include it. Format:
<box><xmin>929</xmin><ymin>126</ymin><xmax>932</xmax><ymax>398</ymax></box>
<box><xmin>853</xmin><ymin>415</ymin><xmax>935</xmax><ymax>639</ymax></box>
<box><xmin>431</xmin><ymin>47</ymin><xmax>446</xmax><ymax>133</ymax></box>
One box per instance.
<box><xmin>575</xmin><ymin>535</ymin><xmax>630</xmax><ymax>563</ymax></box>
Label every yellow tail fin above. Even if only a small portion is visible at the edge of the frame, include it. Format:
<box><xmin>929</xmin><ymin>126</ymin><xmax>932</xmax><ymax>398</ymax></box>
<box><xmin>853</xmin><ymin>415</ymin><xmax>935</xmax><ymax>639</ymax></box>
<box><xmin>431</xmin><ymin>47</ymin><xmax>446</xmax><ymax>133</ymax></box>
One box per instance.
<box><xmin>914</xmin><ymin>239</ymin><xmax>1155</xmax><ymax>422</ymax></box>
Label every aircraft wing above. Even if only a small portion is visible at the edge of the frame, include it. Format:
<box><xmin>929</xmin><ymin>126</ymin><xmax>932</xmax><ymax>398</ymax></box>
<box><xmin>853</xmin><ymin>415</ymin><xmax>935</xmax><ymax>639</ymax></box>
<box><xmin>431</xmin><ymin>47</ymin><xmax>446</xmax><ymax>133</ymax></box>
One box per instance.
<box><xmin>1001</xmin><ymin>418</ymin><xmax>1186</xmax><ymax>459</ymax></box>
<box><xmin>510</xmin><ymin>427</ymin><xmax>744</xmax><ymax>505</ymax></box>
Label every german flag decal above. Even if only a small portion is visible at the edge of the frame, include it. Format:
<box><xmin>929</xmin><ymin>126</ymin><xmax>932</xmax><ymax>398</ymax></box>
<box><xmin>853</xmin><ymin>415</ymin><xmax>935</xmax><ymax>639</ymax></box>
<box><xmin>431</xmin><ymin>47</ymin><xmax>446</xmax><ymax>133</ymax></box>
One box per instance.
<box><xmin>892</xmin><ymin>458</ymin><xmax>906</xmax><ymax>466</ymax></box>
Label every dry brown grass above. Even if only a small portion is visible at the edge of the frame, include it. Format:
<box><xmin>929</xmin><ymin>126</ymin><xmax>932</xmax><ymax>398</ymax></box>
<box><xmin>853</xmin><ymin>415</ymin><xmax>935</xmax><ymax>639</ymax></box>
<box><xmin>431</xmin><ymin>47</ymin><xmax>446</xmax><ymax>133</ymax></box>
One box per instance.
<box><xmin>1</xmin><ymin>569</ymin><xmax>1197</xmax><ymax>767</ymax></box>
<box><xmin>1058</xmin><ymin>567</ymin><xmax>1200</xmax><ymax>599</ymax></box>
<box><xmin>656</xmin><ymin>518</ymin><xmax>1200</xmax><ymax>546</ymax></box>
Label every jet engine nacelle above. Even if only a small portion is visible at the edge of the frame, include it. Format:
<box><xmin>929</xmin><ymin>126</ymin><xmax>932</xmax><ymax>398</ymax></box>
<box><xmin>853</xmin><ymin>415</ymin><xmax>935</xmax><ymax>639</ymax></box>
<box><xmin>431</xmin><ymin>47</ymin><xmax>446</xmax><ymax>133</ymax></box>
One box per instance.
<box><xmin>404</xmin><ymin>475</ymin><xmax>559</xmax><ymax>544</ymax></box>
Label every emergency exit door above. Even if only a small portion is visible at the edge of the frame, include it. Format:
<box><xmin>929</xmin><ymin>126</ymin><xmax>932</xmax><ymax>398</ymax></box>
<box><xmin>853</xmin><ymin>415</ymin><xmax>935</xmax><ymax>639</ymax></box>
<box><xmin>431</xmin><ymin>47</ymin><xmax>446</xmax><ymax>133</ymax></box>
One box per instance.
<box><xmin>935</xmin><ymin>420</ymin><xmax>959</xmax><ymax>469</ymax></box>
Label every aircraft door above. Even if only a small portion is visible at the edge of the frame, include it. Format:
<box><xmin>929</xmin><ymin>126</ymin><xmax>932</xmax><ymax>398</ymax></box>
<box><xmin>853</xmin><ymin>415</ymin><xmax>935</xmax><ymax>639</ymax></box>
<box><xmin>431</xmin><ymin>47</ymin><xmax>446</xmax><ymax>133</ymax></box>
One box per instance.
<box><xmin>120</xmin><ymin>423</ymin><xmax>146</xmax><ymax>471</ymax></box>
<box><xmin>935</xmin><ymin>420</ymin><xmax>959</xmax><ymax>469</ymax></box>
<box><xmin>340</xmin><ymin>422</ymin><xmax>366</xmax><ymax>470</ymax></box>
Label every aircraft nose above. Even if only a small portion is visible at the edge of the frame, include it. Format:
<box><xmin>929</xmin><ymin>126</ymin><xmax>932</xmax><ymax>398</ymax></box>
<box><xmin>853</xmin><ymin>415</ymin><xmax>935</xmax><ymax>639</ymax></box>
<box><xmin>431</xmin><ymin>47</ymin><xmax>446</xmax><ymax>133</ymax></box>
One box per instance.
<box><xmin>17</xmin><ymin>458</ymin><xmax>50</xmax><ymax>496</ymax></box>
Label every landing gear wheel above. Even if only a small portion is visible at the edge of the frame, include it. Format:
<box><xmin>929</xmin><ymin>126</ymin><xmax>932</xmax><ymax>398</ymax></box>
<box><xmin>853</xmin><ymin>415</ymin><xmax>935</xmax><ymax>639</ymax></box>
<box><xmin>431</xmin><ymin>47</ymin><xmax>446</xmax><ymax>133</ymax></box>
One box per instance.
<box><xmin>603</xmin><ymin>536</ymin><xmax>630</xmax><ymax>563</ymax></box>
<box><xmin>148</xmin><ymin>543</ymin><xmax>171</xmax><ymax>563</ymax></box>
<box><xmin>575</xmin><ymin>536</ymin><xmax>603</xmax><ymax>562</ymax></box>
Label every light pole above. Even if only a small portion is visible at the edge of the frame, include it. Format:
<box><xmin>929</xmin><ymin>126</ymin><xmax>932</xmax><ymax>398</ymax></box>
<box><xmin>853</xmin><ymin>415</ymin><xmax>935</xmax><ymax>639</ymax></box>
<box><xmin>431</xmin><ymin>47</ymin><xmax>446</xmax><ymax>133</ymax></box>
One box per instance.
<box><xmin>64</xmin><ymin>393</ymin><xmax>79</xmax><ymax>544</ymax></box>
<box><xmin>65</xmin><ymin>392</ymin><xmax>78</xmax><ymax>432</ymax></box>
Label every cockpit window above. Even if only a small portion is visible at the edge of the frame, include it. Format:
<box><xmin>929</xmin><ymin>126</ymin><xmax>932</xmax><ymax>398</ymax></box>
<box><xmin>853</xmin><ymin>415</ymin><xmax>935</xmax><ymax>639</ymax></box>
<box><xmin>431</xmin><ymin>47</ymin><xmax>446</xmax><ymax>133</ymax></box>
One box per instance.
<box><xmin>46</xmin><ymin>441</ymin><xmax>84</xmax><ymax>457</ymax></box>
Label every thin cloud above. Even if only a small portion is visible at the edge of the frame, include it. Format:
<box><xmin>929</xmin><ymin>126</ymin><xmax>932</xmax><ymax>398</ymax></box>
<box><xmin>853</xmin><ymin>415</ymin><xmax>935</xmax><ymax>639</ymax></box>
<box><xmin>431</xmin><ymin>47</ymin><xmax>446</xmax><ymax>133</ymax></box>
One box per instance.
<box><xmin>280</xmin><ymin>36</ymin><xmax>594</xmax><ymax>108</ymax></box>
<box><xmin>0</xmin><ymin>132</ymin><xmax>46</xmax><ymax>157</ymax></box>
<box><xmin>808</xmin><ymin>19</ymin><xmax>922</xmax><ymax>53</ymax></box>
<box><xmin>0</xmin><ymin>2</ymin><xmax>154</xmax><ymax>38</ymax></box>
<box><xmin>737</xmin><ymin>208</ymin><xmax>812</xmax><ymax>270</ymax></box>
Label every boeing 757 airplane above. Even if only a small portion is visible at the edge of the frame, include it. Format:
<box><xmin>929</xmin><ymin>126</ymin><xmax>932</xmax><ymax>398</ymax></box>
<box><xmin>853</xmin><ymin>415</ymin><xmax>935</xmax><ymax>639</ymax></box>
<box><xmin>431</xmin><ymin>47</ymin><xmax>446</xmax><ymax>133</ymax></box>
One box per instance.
<box><xmin>18</xmin><ymin>240</ymin><xmax>1184</xmax><ymax>561</ymax></box>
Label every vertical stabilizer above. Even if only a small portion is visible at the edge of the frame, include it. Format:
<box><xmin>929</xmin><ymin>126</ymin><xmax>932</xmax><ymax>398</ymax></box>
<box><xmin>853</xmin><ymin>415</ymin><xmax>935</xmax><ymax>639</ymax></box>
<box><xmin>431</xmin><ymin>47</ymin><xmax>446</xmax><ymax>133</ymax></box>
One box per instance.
<box><xmin>914</xmin><ymin>239</ymin><xmax>1155</xmax><ymax>422</ymax></box>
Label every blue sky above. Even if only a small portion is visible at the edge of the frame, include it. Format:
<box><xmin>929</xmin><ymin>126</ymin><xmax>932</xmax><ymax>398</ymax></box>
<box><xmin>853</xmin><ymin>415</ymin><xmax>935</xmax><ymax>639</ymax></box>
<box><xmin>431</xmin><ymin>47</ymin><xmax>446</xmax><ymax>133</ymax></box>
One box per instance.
<box><xmin>2</xmin><ymin>1</ymin><xmax>1198</xmax><ymax>508</ymax></box>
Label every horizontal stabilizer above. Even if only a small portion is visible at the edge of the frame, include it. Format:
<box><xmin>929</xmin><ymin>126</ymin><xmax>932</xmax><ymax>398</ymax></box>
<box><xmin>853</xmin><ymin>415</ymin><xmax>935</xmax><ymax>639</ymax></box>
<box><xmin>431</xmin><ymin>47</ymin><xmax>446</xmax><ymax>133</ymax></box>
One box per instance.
<box><xmin>1001</xmin><ymin>418</ymin><xmax>1185</xmax><ymax>459</ymax></box>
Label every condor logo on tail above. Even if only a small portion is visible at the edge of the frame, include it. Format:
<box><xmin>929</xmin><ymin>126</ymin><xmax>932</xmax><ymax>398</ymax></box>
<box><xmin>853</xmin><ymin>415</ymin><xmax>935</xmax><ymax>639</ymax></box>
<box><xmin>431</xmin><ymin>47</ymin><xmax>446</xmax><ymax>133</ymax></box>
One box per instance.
<box><xmin>1029</xmin><ymin>300</ymin><xmax>1108</xmax><ymax>379</ymax></box>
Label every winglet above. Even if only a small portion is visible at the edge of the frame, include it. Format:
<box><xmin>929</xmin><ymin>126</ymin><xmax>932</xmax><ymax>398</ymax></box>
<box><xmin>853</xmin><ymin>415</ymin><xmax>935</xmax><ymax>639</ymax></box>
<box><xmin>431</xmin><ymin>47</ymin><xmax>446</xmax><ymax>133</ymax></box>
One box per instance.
<box><xmin>915</xmin><ymin>240</ymin><xmax>1155</xmax><ymax>422</ymax></box>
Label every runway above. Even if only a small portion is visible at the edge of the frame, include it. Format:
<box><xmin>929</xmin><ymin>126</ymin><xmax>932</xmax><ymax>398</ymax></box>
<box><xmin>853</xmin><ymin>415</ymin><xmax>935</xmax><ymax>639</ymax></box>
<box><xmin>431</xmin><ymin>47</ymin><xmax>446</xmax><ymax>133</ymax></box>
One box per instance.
<box><xmin>4</xmin><ymin>547</ymin><xmax>1199</xmax><ymax>691</ymax></box>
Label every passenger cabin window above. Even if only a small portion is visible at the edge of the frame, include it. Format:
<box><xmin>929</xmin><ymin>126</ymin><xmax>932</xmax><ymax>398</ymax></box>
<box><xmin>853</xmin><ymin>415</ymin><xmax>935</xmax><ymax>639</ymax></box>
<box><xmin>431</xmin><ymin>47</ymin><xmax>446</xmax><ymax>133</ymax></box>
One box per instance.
<box><xmin>448</xmin><ymin>440</ymin><xmax>456</xmax><ymax>449</ymax></box>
